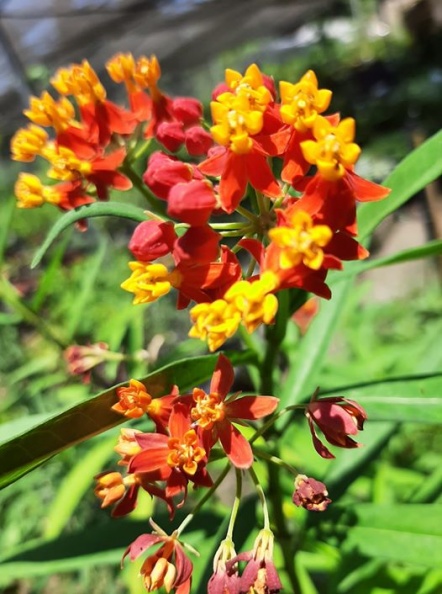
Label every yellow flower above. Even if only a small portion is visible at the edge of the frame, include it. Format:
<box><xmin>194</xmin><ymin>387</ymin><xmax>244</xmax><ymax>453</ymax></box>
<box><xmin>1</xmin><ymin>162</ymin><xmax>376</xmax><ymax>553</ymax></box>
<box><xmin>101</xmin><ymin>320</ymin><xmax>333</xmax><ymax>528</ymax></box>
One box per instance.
<box><xmin>224</xmin><ymin>272</ymin><xmax>279</xmax><ymax>333</ymax></box>
<box><xmin>121</xmin><ymin>262</ymin><xmax>173</xmax><ymax>305</ymax></box>
<box><xmin>43</xmin><ymin>144</ymin><xmax>92</xmax><ymax>180</ymax></box>
<box><xmin>24</xmin><ymin>92</ymin><xmax>76</xmax><ymax>132</ymax></box>
<box><xmin>14</xmin><ymin>173</ymin><xmax>63</xmax><ymax>209</ymax></box>
<box><xmin>300</xmin><ymin>116</ymin><xmax>361</xmax><ymax>181</ymax></box>
<box><xmin>210</xmin><ymin>93</ymin><xmax>263</xmax><ymax>155</ymax></box>
<box><xmin>189</xmin><ymin>299</ymin><xmax>241</xmax><ymax>352</ymax></box>
<box><xmin>10</xmin><ymin>124</ymin><xmax>48</xmax><ymax>162</ymax></box>
<box><xmin>279</xmin><ymin>70</ymin><xmax>332</xmax><ymax>132</ymax></box>
<box><xmin>225</xmin><ymin>63</ymin><xmax>272</xmax><ymax>112</ymax></box>
<box><xmin>268</xmin><ymin>211</ymin><xmax>332</xmax><ymax>270</ymax></box>
<box><xmin>106</xmin><ymin>52</ymin><xmax>137</xmax><ymax>91</ymax></box>
<box><xmin>51</xmin><ymin>60</ymin><xmax>106</xmax><ymax>105</ymax></box>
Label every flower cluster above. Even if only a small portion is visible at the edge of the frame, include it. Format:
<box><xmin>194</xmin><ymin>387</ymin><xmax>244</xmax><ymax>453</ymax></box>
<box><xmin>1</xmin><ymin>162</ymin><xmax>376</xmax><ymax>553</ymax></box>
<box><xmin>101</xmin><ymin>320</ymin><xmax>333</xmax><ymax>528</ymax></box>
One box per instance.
<box><xmin>12</xmin><ymin>57</ymin><xmax>389</xmax><ymax>352</ymax></box>
<box><xmin>12</xmin><ymin>54</ymin><xmax>382</xmax><ymax>593</ymax></box>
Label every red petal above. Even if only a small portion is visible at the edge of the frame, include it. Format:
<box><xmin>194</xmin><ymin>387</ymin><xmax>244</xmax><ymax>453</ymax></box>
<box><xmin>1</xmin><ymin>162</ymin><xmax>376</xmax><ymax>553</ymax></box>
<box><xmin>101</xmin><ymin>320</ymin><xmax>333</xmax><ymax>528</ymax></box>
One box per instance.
<box><xmin>198</xmin><ymin>146</ymin><xmax>228</xmax><ymax>177</ymax></box>
<box><xmin>169</xmin><ymin>401</ymin><xmax>192</xmax><ymax>439</ymax></box>
<box><xmin>346</xmin><ymin>170</ymin><xmax>391</xmax><ymax>202</ymax></box>
<box><xmin>219</xmin><ymin>152</ymin><xmax>248</xmax><ymax>213</ymax></box>
<box><xmin>122</xmin><ymin>533</ymin><xmax>162</xmax><ymax>563</ymax></box>
<box><xmin>307</xmin><ymin>417</ymin><xmax>335</xmax><ymax>459</ymax></box>
<box><xmin>218</xmin><ymin>422</ymin><xmax>253</xmax><ymax>469</ymax></box>
<box><xmin>210</xmin><ymin>354</ymin><xmax>234</xmax><ymax>397</ymax></box>
<box><xmin>245</xmin><ymin>153</ymin><xmax>282</xmax><ymax>199</ymax></box>
<box><xmin>238</xmin><ymin>238</ymin><xmax>265</xmax><ymax>267</ymax></box>
<box><xmin>226</xmin><ymin>395</ymin><xmax>279</xmax><ymax>420</ymax></box>
<box><xmin>128</xmin><ymin>447</ymin><xmax>169</xmax><ymax>474</ymax></box>
<box><xmin>175</xmin><ymin>544</ymin><xmax>193</xmax><ymax>588</ymax></box>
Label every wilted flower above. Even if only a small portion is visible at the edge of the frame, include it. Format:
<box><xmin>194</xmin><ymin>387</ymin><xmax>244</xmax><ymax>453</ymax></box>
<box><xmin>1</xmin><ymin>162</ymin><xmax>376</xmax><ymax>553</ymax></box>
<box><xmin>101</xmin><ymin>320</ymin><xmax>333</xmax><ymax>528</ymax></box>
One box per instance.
<box><xmin>64</xmin><ymin>341</ymin><xmax>111</xmax><ymax>382</ymax></box>
<box><xmin>123</xmin><ymin>519</ymin><xmax>193</xmax><ymax>594</ymax></box>
<box><xmin>208</xmin><ymin>538</ymin><xmax>240</xmax><ymax>594</ymax></box>
<box><xmin>306</xmin><ymin>392</ymin><xmax>367</xmax><ymax>459</ymax></box>
<box><xmin>292</xmin><ymin>474</ymin><xmax>331</xmax><ymax>511</ymax></box>
<box><xmin>228</xmin><ymin>529</ymin><xmax>282</xmax><ymax>594</ymax></box>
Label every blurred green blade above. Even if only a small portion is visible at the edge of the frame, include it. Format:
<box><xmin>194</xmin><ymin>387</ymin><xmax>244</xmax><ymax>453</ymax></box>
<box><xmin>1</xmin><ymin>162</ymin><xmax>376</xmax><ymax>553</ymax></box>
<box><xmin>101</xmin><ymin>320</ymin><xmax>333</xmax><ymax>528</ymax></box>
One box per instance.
<box><xmin>358</xmin><ymin>129</ymin><xmax>442</xmax><ymax>240</ymax></box>
<box><xmin>43</xmin><ymin>436</ymin><xmax>116</xmax><ymax>539</ymax></box>
<box><xmin>280</xmin><ymin>279</ymin><xmax>353</xmax><ymax>410</ymax></box>
<box><xmin>31</xmin><ymin>202</ymin><xmax>147</xmax><ymax>268</ymax></box>
<box><xmin>337</xmin><ymin>238</ymin><xmax>442</xmax><ymax>281</ymax></box>
<box><xmin>326</xmin><ymin>372</ymin><xmax>442</xmax><ymax>424</ymax></box>
<box><xmin>0</xmin><ymin>351</ymin><xmax>253</xmax><ymax>490</ymax></box>
<box><xmin>338</xmin><ymin>504</ymin><xmax>442</xmax><ymax>567</ymax></box>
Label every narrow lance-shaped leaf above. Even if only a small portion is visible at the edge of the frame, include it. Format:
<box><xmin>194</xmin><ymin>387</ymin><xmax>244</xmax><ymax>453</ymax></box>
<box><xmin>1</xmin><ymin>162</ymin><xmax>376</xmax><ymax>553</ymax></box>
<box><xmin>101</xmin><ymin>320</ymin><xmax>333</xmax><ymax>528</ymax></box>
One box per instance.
<box><xmin>31</xmin><ymin>201</ymin><xmax>148</xmax><ymax>268</ymax></box>
<box><xmin>0</xmin><ymin>351</ymin><xmax>255</xmax><ymax>490</ymax></box>
<box><xmin>358</xmin><ymin>129</ymin><xmax>442</xmax><ymax>240</ymax></box>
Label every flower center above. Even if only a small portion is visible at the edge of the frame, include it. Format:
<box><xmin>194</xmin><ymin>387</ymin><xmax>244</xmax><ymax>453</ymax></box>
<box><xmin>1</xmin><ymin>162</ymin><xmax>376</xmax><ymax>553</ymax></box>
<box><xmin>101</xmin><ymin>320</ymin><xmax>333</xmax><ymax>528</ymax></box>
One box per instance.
<box><xmin>191</xmin><ymin>388</ymin><xmax>225</xmax><ymax>429</ymax></box>
<box><xmin>167</xmin><ymin>429</ymin><xmax>206</xmax><ymax>475</ymax></box>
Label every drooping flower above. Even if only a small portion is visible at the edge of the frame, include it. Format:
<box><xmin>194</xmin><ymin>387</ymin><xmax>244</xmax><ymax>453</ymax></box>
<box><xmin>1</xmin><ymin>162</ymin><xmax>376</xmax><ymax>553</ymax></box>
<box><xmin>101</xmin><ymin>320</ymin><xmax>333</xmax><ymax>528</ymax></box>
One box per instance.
<box><xmin>123</xmin><ymin>520</ymin><xmax>193</xmax><ymax>594</ymax></box>
<box><xmin>292</xmin><ymin>474</ymin><xmax>331</xmax><ymax>511</ymax></box>
<box><xmin>228</xmin><ymin>529</ymin><xmax>283</xmax><ymax>594</ymax></box>
<box><xmin>208</xmin><ymin>538</ymin><xmax>240</xmax><ymax>594</ymax></box>
<box><xmin>306</xmin><ymin>393</ymin><xmax>367</xmax><ymax>459</ymax></box>
<box><xmin>64</xmin><ymin>341</ymin><xmax>110</xmax><ymax>382</ymax></box>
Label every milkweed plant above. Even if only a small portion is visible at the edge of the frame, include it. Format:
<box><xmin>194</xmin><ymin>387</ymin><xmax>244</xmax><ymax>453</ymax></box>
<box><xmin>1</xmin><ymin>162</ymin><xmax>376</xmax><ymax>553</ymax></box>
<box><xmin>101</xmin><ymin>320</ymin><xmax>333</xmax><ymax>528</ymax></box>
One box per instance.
<box><xmin>7</xmin><ymin>54</ymin><xmax>442</xmax><ymax>593</ymax></box>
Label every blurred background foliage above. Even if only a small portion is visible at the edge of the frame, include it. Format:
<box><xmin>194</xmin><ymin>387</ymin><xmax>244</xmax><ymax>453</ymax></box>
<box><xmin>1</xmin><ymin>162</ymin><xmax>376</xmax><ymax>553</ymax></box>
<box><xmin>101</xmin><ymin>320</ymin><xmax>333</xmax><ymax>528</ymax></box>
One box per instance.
<box><xmin>0</xmin><ymin>0</ymin><xmax>441</xmax><ymax>592</ymax></box>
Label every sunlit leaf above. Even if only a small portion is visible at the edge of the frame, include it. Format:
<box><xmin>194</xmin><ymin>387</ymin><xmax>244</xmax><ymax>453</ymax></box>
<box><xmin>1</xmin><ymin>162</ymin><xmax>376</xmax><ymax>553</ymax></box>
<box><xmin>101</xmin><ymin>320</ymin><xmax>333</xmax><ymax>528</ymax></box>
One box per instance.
<box><xmin>358</xmin><ymin>129</ymin><xmax>442</xmax><ymax>240</ymax></box>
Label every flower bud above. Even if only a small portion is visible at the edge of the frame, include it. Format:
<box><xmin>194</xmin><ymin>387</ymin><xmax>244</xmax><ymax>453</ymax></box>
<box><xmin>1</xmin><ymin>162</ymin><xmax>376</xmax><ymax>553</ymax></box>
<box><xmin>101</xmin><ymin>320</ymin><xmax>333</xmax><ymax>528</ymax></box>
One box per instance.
<box><xmin>129</xmin><ymin>220</ymin><xmax>176</xmax><ymax>261</ymax></box>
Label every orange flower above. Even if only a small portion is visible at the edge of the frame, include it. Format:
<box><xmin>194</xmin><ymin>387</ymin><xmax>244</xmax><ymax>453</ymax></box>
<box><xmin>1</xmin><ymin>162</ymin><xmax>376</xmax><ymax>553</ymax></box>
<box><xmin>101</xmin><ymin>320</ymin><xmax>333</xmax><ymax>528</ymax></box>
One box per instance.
<box><xmin>112</xmin><ymin>380</ymin><xmax>177</xmax><ymax>433</ymax></box>
<box><xmin>181</xmin><ymin>355</ymin><xmax>279</xmax><ymax>468</ymax></box>
<box><xmin>129</xmin><ymin>403</ymin><xmax>212</xmax><ymax>501</ymax></box>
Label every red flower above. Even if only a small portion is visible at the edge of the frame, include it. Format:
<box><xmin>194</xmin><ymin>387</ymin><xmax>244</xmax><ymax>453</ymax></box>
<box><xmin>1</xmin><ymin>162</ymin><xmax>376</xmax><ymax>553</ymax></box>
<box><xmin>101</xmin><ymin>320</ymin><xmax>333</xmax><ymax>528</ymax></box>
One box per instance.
<box><xmin>199</xmin><ymin>146</ymin><xmax>282</xmax><ymax>214</ymax></box>
<box><xmin>208</xmin><ymin>539</ymin><xmax>240</xmax><ymax>594</ymax></box>
<box><xmin>123</xmin><ymin>521</ymin><xmax>193</xmax><ymax>594</ymax></box>
<box><xmin>183</xmin><ymin>354</ymin><xmax>279</xmax><ymax>468</ymax></box>
<box><xmin>143</xmin><ymin>151</ymin><xmax>199</xmax><ymax>200</ymax></box>
<box><xmin>128</xmin><ymin>402</ymin><xmax>212</xmax><ymax>502</ymax></box>
<box><xmin>306</xmin><ymin>394</ymin><xmax>367</xmax><ymax>459</ymax></box>
<box><xmin>129</xmin><ymin>220</ymin><xmax>177</xmax><ymax>261</ymax></box>
<box><xmin>227</xmin><ymin>529</ymin><xmax>282</xmax><ymax>594</ymax></box>
<box><xmin>167</xmin><ymin>179</ymin><xmax>217</xmax><ymax>226</ymax></box>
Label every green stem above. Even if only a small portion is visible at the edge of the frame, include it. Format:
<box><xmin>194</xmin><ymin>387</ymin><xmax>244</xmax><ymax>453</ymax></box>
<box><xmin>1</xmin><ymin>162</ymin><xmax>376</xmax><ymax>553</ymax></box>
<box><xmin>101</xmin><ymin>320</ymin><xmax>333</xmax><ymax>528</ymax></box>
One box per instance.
<box><xmin>0</xmin><ymin>276</ymin><xmax>66</xmax><ymax>349</ymax></box>
<box><xmin>176</xmin><ymin>462</ymin><xmax>230</xmax><ymax>536</ymax></box>
<box><xmin>253</xmin><ymin>447</ymin><xmax>298</xmax><ymax>476</ymax></box>
<box><xmin>248</xmin><ymin>465</ymin><xmax>270</xmax><ymax>530</ymax></box>
<box><xmin>226</xmin><ymin>468</ymin><xmax>242</xmax><ymax>539</ymax></box>
<box><xmin>260</xmin><ymin>289</ymin><xmax>289</xmax><ymax>396</ymax></box>
<box><xmin>236</xmin><ymin>205</ymin><xmax>259</xmax><ymax>224</ymax></box>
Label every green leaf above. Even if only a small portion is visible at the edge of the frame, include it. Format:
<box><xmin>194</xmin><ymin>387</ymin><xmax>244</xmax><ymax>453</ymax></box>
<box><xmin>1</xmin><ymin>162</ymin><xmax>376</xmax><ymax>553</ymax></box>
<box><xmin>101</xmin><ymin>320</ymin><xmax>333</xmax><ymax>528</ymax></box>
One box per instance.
<box><xmin>0</xmin><ymin>351</ymin><xmax>254</xmax><ymax>490</ymax></box>
<box><xmin>337</xmin><ymin>238</ymin><xmax>442</xmax><ymax>281</ymax></box>
<box><xmin>43</xmin><ymin>435</ymin><xmax>116</xmax><ymax>539</ymax></box>
<box><xmin>31</xmin><ymin>202</ymin><xmax>147</xmax><ymax>268</ymax></box>
<box><xmin>0</xmin><ymin>511</ymin><xmax>223</xmax><ymax>583</ymax></box>
<box><xmin>324</xmin><ymin>372</ymin><xmax>442</xmax><ymax>424</ymax></box>
<box><xmin>280</xmin><ymin>279</ymin><xmax>353</xmax><ymax>410</ymax></box>
<box><xmin>337</xmin><ymin>504</ymin><xmax>442</xmax><ymax>567</ymax></box>
<box><xmin>358</xmin><ymin>129</ymin><xmax>442</xmax><ymax>240</ymax></box>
